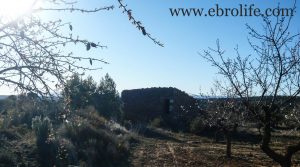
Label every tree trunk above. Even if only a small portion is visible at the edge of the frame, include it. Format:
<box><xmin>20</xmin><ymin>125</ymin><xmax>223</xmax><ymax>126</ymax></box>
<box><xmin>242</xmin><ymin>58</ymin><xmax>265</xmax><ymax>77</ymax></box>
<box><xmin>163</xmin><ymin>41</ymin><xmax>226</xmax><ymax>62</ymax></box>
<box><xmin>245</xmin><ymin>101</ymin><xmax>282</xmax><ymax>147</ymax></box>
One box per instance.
<box><xmin>223</xmin><ymin>128</ymin><xmax>232</xmax><ymax>158</ymax></box>
<box><xmin>260</xmin><ymin>107</ymin><xmax>300</xmax><ymax>167</ymax></box>
<box><xmin>214</xmin><ymin>130</ymin><xmax>220</xmax><ymax>142</ymax></box>
<box><xmin>226</xmin><ymin>133</ymin><xmax>231</xmax><ymax>158</ymax></box>
<box><xmin>261</xmin><ymin>107</ymin><xmax>285</xmax><ymax>166</ymax></box>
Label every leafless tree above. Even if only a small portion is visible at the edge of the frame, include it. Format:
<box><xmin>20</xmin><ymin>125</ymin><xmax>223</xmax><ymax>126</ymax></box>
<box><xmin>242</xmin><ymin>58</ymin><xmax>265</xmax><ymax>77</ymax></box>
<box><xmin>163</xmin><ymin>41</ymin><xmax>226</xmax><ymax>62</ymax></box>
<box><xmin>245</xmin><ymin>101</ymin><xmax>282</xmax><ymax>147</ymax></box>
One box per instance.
<box><xmin>200</xmin><ymin>6</ymin><xmax>300</xmax><ymax>166</ymax></box>
<box><xmin>200</xmin><ymin>86</ymin><xmax>245</xmax><ymax>158</ymax></box>
<box><xmin>0</xmin><ymin>0</ymin><xmax>162</xmax><ymax>98</ymax></box>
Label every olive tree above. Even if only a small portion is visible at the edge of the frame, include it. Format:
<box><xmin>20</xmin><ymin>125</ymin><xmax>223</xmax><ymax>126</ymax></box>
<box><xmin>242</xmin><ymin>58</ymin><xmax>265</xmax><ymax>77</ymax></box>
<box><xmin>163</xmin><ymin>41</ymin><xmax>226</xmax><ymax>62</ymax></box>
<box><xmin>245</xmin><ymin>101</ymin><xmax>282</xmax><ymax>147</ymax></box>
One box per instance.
<box><xmin>200</xmin><ymin>8</ymin><xmax>300</xmax><ymax>167</ymax></box>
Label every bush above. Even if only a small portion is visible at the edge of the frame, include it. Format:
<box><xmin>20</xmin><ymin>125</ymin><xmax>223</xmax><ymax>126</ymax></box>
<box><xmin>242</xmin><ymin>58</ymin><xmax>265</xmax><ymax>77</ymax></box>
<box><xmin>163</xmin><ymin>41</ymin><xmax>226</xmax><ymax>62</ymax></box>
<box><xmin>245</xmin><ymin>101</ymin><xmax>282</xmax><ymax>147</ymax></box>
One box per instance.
<box><xmin>30</xmin><ymin>106</ymin><xmax>130</xmax><ymax>167</ymax></box>
<box><xmin>60</xmin><ymin>121</ymin><xmax>129</xmax><ymax>167</ymax></box>
<box><xmin>32</xmin><ymin>116</ymin><xmax>79</xmax><ymax>167</ymax></box>
<box><xmin>190</xmin><ymin>117</ymin><xmax>205</xmax><ymax>134</ymax></box>
<box><xmin>150</xmin><ymin>117</ymin><xmax>163</xmax><ymax>128</ymax></box>
<box><xmin>76</xmin><ymin>106</ymin><xmax>106</xmax><ymax>128</ymax></box>
<box><xmin>0</xmin><ymin>129</ymin><xmax>21</xmax><ymax>140</ymax></box>
<box><xmin>32</xmin><ymin>116</ymin><xmax>52</xmax><ymax>145</ymax></box>
<box><xmin>4</xmin><ymin>94</ymin><xmax>61</xmax><ymax>128</ymax></box>
<box><xmin>58</xmin><ymin>109</ymin><xmax>130</xmax><ymax>167</ymax></box>
<box><xmin>54</xmin><ymin>138</ymin><xmax>78</xmax><ymax>166</ymax></box>
<box><xmin>106</xmin><ymin>120</ymin><xmax>128</xmax><ymax>135</ymax></box>
<box><xmin>32</xmin><ymin>116</ymin><xmax>55</xmax><ymax>167</ymax></box>
<box><xmin>130</xmin><ymin>122</ymin><xmax>147</xmax><ymax>135</ymax></box>
<box><xmin>0</xmin><ymin>116</ymin><xmax>10</xmax><ymax>129</ymax></box>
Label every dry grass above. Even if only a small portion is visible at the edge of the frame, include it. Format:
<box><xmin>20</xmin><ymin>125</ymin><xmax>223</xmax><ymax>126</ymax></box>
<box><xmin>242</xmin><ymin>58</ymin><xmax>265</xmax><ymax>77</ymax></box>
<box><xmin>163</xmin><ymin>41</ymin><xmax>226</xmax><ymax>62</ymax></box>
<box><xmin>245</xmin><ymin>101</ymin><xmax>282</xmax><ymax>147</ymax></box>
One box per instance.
<box><xmin>129</xmin><ymin>128</ymin><xmax>300</xmax><ymax>167</ymax></box>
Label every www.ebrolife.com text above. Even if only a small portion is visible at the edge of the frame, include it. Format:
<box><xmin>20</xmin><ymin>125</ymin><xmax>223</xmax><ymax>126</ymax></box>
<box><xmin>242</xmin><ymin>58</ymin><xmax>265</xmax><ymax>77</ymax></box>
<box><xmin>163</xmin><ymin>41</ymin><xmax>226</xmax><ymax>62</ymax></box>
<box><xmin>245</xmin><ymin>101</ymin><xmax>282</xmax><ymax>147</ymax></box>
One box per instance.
<box><xmin>170</xmin><ymin>4</ymin><xmax>295</xmax><ymax>17</ymax></box>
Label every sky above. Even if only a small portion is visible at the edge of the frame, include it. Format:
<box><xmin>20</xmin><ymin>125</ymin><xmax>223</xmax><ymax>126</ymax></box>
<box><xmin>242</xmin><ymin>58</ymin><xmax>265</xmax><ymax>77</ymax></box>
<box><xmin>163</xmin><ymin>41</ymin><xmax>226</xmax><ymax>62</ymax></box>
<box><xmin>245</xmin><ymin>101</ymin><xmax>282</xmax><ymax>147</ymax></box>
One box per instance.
<box><xmin>1</xmin><ymin>0</ymin><xmax>300</xmax><ymax>95</ymax></box>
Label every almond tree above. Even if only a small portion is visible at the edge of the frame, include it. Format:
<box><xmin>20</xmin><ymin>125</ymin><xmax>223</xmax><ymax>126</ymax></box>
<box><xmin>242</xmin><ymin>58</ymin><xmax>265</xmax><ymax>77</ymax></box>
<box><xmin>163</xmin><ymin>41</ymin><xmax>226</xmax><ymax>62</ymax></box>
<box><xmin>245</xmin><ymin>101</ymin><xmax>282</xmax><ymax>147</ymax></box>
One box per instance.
<box><xmin>201</xmin><ymin>7</ymin><xmax>300</xmax><ymax>166</ymax></box>
<box><xmin>0</xmin><ymin>0</ymin><xmax>162</xmax><ymax>98</ymax></box>
<box><xmin>199</xmin><ymin>86</ymin><xmax>245</xmax><ymax>158</ymax></box>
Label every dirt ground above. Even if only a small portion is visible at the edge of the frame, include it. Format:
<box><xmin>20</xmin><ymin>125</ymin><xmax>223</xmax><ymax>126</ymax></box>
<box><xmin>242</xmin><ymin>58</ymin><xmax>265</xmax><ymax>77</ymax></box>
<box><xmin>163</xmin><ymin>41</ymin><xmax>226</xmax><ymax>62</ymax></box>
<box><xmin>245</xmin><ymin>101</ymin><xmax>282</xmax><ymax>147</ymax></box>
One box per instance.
<box><xmin>129</xmin><ymin>128</ymin><xmax>300</xmax><ymax>167</ymax></box>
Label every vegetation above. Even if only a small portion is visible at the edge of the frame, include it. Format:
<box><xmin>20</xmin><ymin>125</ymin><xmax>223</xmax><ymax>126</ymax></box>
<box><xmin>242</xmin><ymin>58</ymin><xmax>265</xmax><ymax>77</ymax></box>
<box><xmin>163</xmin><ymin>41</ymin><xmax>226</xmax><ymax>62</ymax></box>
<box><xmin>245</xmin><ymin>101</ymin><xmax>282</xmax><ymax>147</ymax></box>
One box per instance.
<box><xmin>58</xmin><ymin>108</ymin><xmax>130</xmax><ymax>167</ymax></box>
<box><xmin>201</xmin><ymin>9</ymin><xmax>300</xmax><ymax>167</ymax></box>
<box><xmin>64</xmin><ymin>73</ymin><xmax>122</xmax><ymax>120</ymax></box>
<box><xmin>0</xmin><ymin>85</ymin><xmax>300</xmax><ymax>166</ymax></box>
<box><xmin>0</xmin><ymin>75</ymin><xmax>131</xmax><ymax>167</ymax></box>
<box><xmin>0</xmin><ymin>0</ymin><xmax>162</xmax><ymax>98</ymax></box>
<box><xmin>0</xmin><ymin>0</ymin><xmax>299</xmax><ymax>166</ymax></box>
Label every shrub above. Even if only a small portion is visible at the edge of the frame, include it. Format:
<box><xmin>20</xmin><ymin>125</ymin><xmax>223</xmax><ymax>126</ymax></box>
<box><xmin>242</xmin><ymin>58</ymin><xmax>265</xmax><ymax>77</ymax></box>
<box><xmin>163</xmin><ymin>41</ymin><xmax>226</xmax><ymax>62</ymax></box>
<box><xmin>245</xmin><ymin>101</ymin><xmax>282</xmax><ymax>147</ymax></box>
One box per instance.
<box><xmin>123</xmin><ymin>120</ymin><xmax>132</xmax><ymax>130</ymax></box>
<box><xmin>130</xmin><ymin>122</ymin><xmax>147</xmax><ymax>135</ymax></box>
<box><xmin>20</xmin><ymin>110</ymin><xmax>41</xmax><ymax>127</ymax></box>
<box><xmin>54</xmin><ymin>138</ymin><xmax>78</xmax><ymax>167</ymax></box>
<box><xmin>0</xmin><ymin>115</ymin><xmax>11</xmax><ymax>129</ymax></box>
<box><xmin>32</xmin><ymin>116</ymin><xmax>52</xmax><ymax>145</ymax></box>
<box><xmin>190</xmin><ymin>117</ymin><xmax>205</xmax><ymax>134</ymax></box>
<box><xmin>32</xmin><ymin>116</ymin><xmax>56</xmax><ymax>167</ymax></box>
<box><xmin>106</xmin><ymin>120</ymin><xmax>128</xmax><ymax>135</ymax></box>
<box><xmin>150</xmin><ymin>117</ymin><xmax>163</xmax><ymax>128</ymax></box>
<box><xmin>32</xmin><ymin>116</ymin><xmax>79</xmax><ymax>167</ymax></box>
<box><xmin>0</xmin><ymin>129</ymin><xmax>21</xmax><ymax>140</ymax></box>
<box><xmin>76</xmin><ymin>106</ymin><xmax>106</xmax><ymax>128</ymax></box>
<box><xmin>59</xmin><ymin>116</ymin><xmax>130</xmax><ymax>167</ymax></box>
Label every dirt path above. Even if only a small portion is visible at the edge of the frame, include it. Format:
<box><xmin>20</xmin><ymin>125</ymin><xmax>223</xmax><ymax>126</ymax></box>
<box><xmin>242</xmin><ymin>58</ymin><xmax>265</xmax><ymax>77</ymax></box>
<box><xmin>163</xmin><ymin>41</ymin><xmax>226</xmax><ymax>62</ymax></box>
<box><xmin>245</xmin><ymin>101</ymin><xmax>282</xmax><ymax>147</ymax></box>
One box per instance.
<box><xmin>166</xmin><ymin>142</ymin><xmax>178</xmax><ymax>167</ymax></box>
<box><xmin>129</xmin><ymin>129</ymin><xmax>218</xmax><ymax>167</ymax></box>
<box><xmin>131</xmin><ymin>139</ymin><xmax>181</xmax><ymax>167</ymax></box>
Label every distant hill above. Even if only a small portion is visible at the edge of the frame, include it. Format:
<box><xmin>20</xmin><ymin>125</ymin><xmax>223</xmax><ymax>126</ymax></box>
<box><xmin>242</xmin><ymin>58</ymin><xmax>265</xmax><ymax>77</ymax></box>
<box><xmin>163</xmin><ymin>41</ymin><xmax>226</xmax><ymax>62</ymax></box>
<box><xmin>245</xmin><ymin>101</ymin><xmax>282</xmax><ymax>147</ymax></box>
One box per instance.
<box><xmin>190</xmin><ymin>94</ymin><xmax>227</xmax><ymax>99</ymax></box>
<box><xmin>0</xmin><ymin>95</ymin><xmax>9</xmax><ymax>100</ymax></box>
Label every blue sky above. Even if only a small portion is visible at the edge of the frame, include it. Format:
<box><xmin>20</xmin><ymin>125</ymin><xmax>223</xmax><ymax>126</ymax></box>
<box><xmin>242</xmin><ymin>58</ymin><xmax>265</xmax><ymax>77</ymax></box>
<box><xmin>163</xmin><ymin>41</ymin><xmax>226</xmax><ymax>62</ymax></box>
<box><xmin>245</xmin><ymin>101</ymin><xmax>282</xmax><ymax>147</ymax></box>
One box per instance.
<box><xmin>76</xmin><ymin>0</ymin><xmax>299</xmax><ymax>95</ymax></box>
<box><xmin>1</xmin><ymin>0</ymin><xmax>300</xmax><ymax>95</ymax></box>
